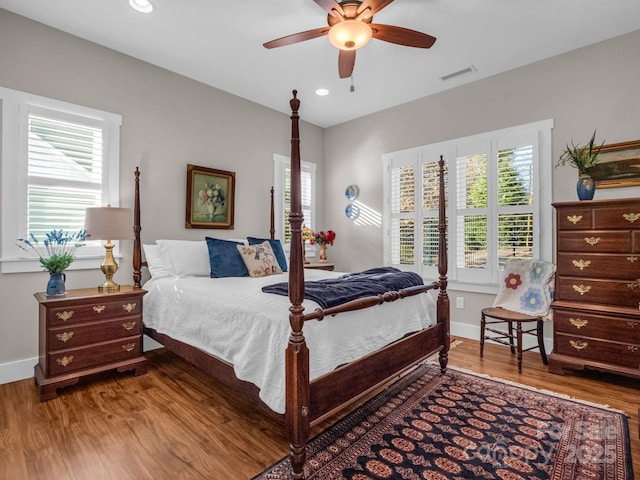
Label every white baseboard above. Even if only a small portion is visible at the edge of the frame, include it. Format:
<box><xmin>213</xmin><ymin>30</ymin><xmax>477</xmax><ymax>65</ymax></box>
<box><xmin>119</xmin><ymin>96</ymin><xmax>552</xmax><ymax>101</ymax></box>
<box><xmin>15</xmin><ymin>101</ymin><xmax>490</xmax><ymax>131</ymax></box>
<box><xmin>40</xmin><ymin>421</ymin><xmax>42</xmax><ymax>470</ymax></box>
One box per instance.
<box><xmin>451</xmin><ymin>321</ymin><xmax>554</xmax><ymax>355</ymax></box>
<box><xmin>0</xmin><ymin>356</ymin><xmax>37</xmax><ymax>385</ymax></box>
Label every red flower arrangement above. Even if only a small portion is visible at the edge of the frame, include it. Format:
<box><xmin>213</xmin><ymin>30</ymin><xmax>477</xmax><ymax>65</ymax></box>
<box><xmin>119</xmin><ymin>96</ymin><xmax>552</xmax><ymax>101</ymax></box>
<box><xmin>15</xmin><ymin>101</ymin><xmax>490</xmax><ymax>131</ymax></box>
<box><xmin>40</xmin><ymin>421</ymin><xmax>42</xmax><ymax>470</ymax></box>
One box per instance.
<box><xmin>310</xmin><ymin>229</ymin><xmax>336</xmax><ymax>246</ymax></box>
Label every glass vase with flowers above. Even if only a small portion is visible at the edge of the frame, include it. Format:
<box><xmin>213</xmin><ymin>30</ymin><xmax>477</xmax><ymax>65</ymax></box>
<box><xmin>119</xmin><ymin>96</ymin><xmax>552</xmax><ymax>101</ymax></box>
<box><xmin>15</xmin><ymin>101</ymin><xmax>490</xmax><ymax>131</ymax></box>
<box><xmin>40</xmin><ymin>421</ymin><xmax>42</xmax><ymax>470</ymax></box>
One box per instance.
<box><xmin>310</xmin><ymin>229</ymin><xmax>336</xmax><ymax>263</ymax></box>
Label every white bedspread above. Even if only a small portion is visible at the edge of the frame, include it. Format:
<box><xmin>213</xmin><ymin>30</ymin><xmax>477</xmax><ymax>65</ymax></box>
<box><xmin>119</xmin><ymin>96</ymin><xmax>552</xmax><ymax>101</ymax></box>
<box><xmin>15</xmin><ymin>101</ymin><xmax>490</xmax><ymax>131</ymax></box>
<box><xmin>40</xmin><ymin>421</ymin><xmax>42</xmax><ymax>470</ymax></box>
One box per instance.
<box><xmin>142</xmin><ymin>269</ymin><xmax>437</xmax><ymax>414</ymax></box>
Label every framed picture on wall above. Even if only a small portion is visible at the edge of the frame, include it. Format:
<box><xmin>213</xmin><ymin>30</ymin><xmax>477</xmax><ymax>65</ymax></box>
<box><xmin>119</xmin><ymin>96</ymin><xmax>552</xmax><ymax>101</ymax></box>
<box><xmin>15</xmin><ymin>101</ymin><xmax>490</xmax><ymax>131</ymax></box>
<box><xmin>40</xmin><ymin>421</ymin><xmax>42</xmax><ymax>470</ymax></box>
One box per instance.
<box><xmin>589</xmin><ymin>139</ymin><xmax>640</xmax><ymax>189</ymax></box>
<box><xmin>186</xmin><ymin>164</ymin><xmax>235</xmax><ymax>229</ymax></box>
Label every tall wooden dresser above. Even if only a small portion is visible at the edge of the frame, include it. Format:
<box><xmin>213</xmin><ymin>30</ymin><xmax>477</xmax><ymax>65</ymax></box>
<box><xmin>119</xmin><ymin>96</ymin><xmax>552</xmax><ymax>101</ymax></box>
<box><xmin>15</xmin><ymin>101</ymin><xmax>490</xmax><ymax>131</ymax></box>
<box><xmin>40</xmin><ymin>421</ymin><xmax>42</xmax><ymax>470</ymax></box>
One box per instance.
<box><xmin>550</xmin><ymin>198</ymin><xmax>640</xmax><ymax>379</ymax></box>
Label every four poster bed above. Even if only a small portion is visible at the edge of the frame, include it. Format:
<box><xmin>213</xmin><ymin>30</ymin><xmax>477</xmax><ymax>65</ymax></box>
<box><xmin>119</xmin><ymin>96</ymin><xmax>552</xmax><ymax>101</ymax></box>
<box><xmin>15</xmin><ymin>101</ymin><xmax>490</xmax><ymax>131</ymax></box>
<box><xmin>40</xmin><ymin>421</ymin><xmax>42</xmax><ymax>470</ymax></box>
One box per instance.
<box><xmin>132</xmin><ymin>91</ymin><xmax>450</xmax><ymax>478</ymax></box>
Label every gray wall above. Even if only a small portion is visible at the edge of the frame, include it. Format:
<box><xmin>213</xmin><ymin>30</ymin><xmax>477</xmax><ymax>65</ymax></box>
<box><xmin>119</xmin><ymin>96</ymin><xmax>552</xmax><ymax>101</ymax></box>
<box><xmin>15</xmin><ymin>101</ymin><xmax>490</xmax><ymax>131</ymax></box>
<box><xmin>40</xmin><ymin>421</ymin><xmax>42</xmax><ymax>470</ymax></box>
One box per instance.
<box><xmin>1</xmin><ymin>7</ymin><xmax>639</xmax><ymax>382</ymax></box>
<box><xmin>0</xmin><ymin>9</ymin><xmax>325</xmax><ymax>382</ymax></box>
<box><xmin>322</xmin><ymin>29</ymin><xmax>640</xmax><ymax>340</ymax></box>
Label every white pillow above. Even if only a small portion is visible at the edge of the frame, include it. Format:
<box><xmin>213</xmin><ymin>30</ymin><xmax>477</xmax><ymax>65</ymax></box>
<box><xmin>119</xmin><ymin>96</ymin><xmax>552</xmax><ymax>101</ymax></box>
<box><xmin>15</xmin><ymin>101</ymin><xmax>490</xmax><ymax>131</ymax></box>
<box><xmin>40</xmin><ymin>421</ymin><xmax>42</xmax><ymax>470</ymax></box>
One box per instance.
<box><xmin>157</xmin><ymin>239</ymin><xmax>210</xmax><ymax>277</ymax></box>
<box><xmin>228</xmin><ymin>238</ymin><xmax>248</xmax><ymax>245</ymax></box>
<box><xmin>142</xmin><ymin>244</ymin><xmax>172</xmax><ymax>278</ymax></box>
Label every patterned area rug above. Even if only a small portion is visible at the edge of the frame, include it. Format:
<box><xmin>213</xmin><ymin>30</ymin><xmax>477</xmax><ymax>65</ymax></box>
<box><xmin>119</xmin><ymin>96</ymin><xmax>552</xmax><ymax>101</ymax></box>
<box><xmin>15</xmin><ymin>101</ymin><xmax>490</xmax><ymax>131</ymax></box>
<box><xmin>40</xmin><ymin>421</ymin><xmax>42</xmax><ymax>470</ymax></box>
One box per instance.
<box><xmin>253</xmin><ymin>365</ymin><xmax>634</xmax><ymax>480</ymax></box>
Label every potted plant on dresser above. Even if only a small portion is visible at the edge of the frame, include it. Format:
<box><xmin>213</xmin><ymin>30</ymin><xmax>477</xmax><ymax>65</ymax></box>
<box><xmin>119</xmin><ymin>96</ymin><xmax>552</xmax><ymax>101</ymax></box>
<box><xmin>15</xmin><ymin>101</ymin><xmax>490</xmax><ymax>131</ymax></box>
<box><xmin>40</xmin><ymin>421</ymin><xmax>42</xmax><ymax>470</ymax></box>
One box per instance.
<box><xmin>555</xmin><ymin>130</ymin><xmax>605</xmax><ymax>200</ymax></box>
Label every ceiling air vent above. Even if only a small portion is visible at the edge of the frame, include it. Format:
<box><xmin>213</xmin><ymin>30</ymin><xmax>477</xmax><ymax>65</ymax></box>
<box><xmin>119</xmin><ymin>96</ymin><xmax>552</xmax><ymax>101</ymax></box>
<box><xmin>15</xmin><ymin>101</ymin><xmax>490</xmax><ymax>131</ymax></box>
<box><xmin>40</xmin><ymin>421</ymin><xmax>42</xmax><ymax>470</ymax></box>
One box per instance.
<box><xmin>440</xmin><ymin>65</ymin><xmax>476</xmax><ymax>81</ymax></box>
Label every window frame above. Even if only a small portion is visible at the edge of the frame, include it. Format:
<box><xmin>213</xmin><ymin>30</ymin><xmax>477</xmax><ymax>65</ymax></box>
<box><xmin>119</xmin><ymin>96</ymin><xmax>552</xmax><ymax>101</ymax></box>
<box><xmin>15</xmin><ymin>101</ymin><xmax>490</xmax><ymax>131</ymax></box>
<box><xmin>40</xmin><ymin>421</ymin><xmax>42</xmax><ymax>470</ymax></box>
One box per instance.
<box><xmin>0</xmin><ymin>86</ymin><xmax>122</xmax><ymax>273</ymax></box>
<box><xmin>383</xmin><ymin>119</ymin><xmax>553</xmax><ymax>294</ymax></box>
<box><xmin>273</xmin><ymin>154</ymin><xmax>317</xmax><ymax>257</ymax></box>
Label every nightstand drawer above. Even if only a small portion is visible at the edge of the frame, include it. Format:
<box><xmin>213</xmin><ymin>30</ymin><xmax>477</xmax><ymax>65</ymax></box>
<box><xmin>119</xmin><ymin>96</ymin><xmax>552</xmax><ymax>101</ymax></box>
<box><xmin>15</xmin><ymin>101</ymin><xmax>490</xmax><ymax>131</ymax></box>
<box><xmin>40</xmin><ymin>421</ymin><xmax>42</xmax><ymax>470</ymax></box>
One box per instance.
<box><xmin>555</xmin><ymin>277</ymin><xmax>640</xmax><ymax>307</ymax></box>
<box><xmin>554</xmin><ymin>333</ymin><xmax>640</xmax><ymax>369</ymax></box>
<box><xmin>553</xmin><ymin>309</ymin><xmax>640</xmax><ymax>343</ymax></box>
<box><xmin>47</xmin><ymin>335</ymin><xmax>142</xmax><ymax>376</ymax></box>
<box><xmin>47</xmin><ymin>316</ymin><xmax>142</xmax><ymax>350</ymax></box>
<box><xmin>556</xmin><ymin>253</ymin><xmax>640</xmax><ymax>279</ymax></box>
<box><xmin>47</xmin><ymin>297</ymin><xmax>142</xmax><ymax>326</ymax></box>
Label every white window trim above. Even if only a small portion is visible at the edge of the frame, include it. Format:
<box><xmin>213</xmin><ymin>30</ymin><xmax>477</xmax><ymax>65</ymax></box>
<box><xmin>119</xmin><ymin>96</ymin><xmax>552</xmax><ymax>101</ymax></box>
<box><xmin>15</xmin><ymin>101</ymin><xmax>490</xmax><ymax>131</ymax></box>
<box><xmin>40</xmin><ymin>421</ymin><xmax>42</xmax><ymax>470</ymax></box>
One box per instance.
<box><xmin>383</xmin><ymin>119</ymin><xmax>554</xmax><ymax>294</ymax></box>
<box><xmin>0</xmin><ymin>86</ymin><xmax>122</xmax><ymax>273</ymax></box>
<box><xmin>273</xmin><ymin>154</ymin><xmax>317</xmax><ymax>257</ymax></box>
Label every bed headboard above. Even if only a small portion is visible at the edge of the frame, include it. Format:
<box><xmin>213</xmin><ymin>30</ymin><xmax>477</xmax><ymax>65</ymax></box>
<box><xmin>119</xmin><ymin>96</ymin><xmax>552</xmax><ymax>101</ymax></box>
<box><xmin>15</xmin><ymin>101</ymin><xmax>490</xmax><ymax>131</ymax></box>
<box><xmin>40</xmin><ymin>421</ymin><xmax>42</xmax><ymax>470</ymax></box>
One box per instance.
<box><xmin>132</xmin><ymin>169</ymin><xmax>276</xmax><ymax>288</ymax></box>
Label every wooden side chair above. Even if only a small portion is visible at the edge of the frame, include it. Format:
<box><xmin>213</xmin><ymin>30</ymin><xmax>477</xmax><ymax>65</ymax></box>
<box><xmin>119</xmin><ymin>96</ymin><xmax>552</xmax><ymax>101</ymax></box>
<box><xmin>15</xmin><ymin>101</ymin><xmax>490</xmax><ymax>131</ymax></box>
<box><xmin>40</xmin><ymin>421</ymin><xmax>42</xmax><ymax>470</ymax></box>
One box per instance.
<box><xmin>480</xmin><ymin>259</ymin><xmax>555</xmax><ymax>373</ymax></box>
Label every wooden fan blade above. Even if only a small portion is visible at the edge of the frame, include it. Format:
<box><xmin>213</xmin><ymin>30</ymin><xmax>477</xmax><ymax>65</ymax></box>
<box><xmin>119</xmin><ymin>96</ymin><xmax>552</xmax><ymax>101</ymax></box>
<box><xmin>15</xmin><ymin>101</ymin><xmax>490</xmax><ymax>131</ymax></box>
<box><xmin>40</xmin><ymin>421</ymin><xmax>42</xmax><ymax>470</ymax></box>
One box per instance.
<box><xmin>357</xmin><ymin>0</ymin><xmax>394</xmax><ymax>17</ymax></box>
<box><xmin>263</xmin><ymin>27</ymin><xmax>330</xmax><ymax>49</ymax></box>
<box><xmin>370</xmin><ymin>23</ymin><xmax>436</xmax><ymax>48</ymax></box>
<box><xmin>313</xmin><ymin>0</ymin><xmax>345</xmax><ymax>17</ymax></box>
<box><xmin>338</xmin><ymin>49</ymin><xmax>356</xmax><ymax>78</ymax></box>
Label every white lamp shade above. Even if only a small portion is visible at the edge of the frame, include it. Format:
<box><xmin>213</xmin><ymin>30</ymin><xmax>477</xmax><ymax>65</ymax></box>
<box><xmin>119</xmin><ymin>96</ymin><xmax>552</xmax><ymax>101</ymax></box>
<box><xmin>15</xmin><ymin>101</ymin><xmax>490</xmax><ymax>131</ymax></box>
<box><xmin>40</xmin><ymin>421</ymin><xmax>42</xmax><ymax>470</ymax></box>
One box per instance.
<box><xmin>84</xmin><ymin>207</ymin><xmax>133</xmax><ymax>241</ymax></box>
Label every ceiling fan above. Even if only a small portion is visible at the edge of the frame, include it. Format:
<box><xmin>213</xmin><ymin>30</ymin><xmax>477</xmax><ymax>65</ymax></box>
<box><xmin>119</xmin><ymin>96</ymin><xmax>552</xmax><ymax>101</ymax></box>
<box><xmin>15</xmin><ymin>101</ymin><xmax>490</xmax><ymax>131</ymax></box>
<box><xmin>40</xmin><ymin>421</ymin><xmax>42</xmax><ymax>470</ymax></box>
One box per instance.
<box><xmin>263</xmin><ymin>0</ymin><xmax>437</xmax><ymax>79</ymax></box>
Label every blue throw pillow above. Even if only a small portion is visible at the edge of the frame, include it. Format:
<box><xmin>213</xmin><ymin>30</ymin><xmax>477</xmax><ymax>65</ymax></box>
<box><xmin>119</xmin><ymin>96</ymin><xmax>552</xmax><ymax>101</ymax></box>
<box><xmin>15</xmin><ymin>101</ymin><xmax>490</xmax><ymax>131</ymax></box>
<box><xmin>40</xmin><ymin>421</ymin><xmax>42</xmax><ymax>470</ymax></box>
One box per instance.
<box><xmin>247</xmin><ymin>237</ymin><xmax>288</xmax><ymax>272</ymax></box>
<box><xmin>205</xmin><ymin>237</ymin><xmax>249</xmax><ymax>278</ymax></box>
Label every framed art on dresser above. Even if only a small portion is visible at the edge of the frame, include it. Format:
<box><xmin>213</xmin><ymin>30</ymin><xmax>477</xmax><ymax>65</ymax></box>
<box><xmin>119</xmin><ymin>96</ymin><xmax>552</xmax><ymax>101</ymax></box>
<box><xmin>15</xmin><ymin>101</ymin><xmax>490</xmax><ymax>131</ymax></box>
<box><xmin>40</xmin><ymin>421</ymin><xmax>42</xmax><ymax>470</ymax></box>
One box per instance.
<box><xmin>186</xmin><ymin>164</ymin><xmax>235</xmax><ymax>229</ymax></box>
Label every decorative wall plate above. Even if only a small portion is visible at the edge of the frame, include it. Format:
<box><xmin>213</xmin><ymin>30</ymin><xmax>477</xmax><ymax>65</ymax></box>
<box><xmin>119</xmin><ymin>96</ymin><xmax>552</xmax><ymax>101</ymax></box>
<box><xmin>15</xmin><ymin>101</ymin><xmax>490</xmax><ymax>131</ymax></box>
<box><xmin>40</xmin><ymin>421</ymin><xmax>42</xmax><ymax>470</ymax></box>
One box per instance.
<box><xmin>345</xmin><ymin>203</ymin><xmax>359</xmax><ymax>219</ymax></box>
<box><xmin>345</xmin><ymin>185</ymin><xmax>359</xmax><ymax>201</ymax></box>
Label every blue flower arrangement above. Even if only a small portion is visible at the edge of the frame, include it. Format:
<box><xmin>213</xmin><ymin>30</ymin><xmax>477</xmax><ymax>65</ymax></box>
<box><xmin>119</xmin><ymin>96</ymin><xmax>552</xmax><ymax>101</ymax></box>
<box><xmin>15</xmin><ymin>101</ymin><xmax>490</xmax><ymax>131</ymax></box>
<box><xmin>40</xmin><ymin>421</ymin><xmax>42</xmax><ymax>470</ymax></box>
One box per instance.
<box><xmin>17</xmin><ymin>229</ymin><xmax>87</xmax><ymax>274</ymax></box>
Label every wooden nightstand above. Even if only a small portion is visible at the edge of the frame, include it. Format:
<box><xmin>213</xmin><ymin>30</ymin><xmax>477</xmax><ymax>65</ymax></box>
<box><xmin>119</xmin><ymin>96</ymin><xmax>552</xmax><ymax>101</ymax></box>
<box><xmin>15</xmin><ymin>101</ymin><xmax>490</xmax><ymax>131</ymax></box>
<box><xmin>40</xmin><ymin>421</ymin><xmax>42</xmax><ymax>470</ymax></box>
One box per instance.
<box><xmin>34</xmin><ymin>285</ymin><xmax>147</xmax><ymax>401</ymax></box>
<box><xmin>304</xmin><ymin>262</ymin><xmax>335</xmax><ymax>271</ymax></box>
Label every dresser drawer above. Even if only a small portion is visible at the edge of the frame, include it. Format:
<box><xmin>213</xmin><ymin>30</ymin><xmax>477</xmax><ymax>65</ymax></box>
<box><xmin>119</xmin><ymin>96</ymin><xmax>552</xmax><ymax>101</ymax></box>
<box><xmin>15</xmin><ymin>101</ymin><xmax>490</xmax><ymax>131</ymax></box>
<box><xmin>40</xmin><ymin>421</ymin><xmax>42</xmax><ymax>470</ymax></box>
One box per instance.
<box><xmin>555</xmin><ymin>277</ymin><xmax>640</xmax><ymax>307</ymax></box>
<box><xmin>593</xmin><ymin>205</ymin><xmax>640</xmax><ymax>229</ymax></box>
<box><xmin>553</xmin><ymin>309</ymin><xmax>640</xmax><ymax>343</ymax></box>
<box><xmin>47</xmin><ymin>335</ymin><xmax>142</xmax><ymax>376</ymax></box>
<box><xmin>556</xmin><ymin>253</ymin><xmax>640</xmax><ymax>279</ymax></box>
<box><xmin>47</xmin><ymin>316</ymin><xmax>142</xmax><ymax>350</ymax></box>
<box><xmin>47</xmin><ymin>297</ymin><xmax>142</xmax><ymax>326</ymax></box>
<box><xmin>554</xmin><ymin>333</ymin><xmax>640</xmax><ymax>369</ymax></box>
<box><xmin>557</xmin><ymin>231</ymin><xmax>634</xmax><ymax>253</ymax></box>
<box><xmin>556</xmin><ymin>208</ymin><xmax>593</xmax><ymax>230</ymax></box>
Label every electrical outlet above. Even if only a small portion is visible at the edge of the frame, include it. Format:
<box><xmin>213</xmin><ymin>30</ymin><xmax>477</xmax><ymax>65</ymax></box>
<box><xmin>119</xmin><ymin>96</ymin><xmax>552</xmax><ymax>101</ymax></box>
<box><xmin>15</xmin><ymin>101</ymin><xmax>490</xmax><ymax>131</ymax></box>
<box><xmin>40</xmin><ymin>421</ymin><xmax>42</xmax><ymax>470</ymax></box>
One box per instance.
<box><xmin>456</xmin><ymin>297</ymin><xmax>465</xmax><ymax>309</ymax></box>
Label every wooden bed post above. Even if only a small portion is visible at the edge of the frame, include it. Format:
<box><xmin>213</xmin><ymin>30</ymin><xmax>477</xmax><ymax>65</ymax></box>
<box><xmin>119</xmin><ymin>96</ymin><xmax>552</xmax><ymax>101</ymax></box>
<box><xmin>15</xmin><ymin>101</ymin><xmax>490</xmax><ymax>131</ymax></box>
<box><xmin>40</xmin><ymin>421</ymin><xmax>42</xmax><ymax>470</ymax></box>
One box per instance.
<box><xmin>285</xmin><ymin>90</ymin><xmax>310</xmax><ymax>479</ymax></box>
<box><xmin>437</xmin><ymin>155</ymin><xmax>450</xmax><ymax>372</ymax></box>
<box><xmin>133</xmin><ymin>167</ymin><xmax>142</xmax><ymax>289</ymax></box>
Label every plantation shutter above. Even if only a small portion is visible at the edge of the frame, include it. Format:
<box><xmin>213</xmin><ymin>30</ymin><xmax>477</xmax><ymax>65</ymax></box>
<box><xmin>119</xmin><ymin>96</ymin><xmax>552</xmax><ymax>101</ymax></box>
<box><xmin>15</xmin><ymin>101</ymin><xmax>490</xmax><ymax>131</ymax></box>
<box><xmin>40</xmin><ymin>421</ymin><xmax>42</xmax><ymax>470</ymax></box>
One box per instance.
<box><xmin>283</xmin><ymin>167</ymin><xmax>313</xmax><ymax>244</ymax></box>
<box><xmin>421</xmin><ymin>159</ymin><xmax>447</xmax><ymax>270</ymax></box>
<box><xmin>27</xmin><ymin>108</ymin><xmax>104</xmax><ymax>240</ymax></box>
<box><xmin>389</xmin><ymin>159</ymin><xmax>417</xmax><ymax>269</ymax></box>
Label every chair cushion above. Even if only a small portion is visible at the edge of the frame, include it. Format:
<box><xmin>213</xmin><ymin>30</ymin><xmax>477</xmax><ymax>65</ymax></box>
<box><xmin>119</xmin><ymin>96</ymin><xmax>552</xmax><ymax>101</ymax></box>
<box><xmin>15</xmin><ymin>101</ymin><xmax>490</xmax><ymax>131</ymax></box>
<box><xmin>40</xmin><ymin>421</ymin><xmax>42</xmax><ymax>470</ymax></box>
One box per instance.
<box><xmin>492</xmin><ymin>259</ymin><xmax>555</xmax><ymax>317</ymax></box>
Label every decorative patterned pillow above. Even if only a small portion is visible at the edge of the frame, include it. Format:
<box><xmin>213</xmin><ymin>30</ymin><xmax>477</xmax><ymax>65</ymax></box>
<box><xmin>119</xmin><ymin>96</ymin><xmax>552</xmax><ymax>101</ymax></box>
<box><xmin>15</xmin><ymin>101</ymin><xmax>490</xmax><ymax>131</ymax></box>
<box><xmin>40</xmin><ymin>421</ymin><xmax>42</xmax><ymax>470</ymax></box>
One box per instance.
<box><xmin>237</xmin><ymin>241</ymin><xmax>283</xmax><ymax>278</ymax></box>
<box><xmin>247</xmin><ymin>237</ymin><xmax>288</xmax><ymax>272</ymax></box>
<box><xmin>493</xmin><ymin>259</ymin><xmax>556</xmax><ymax>317</ymax></box>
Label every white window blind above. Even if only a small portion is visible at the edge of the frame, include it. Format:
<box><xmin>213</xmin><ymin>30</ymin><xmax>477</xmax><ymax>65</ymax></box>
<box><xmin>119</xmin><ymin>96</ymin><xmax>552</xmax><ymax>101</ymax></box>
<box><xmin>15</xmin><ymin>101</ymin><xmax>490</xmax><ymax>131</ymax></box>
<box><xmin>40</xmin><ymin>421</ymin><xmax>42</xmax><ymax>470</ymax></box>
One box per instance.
<box><xmin>1</xmin><ymin>87</ymin><xmax>121</xmax><ymax>273</ymax></box>
<box><xmin>383</xmin><ymin>120</ymin><xmax>553</xmax><ymax>292</ymax></box>
<box><xmin>273</xmin><ymin>154</ymin><xmax>316</xmax><ymax>248</ymax></box>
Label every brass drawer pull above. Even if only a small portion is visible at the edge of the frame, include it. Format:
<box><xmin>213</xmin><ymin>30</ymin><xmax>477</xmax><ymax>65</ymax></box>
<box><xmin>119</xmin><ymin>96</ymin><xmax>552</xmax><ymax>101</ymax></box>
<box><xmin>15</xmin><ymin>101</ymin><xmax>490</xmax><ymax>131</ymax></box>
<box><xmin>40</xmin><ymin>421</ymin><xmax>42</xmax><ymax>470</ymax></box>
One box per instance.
<box><xmin>628</xmin><ymin>283</ymin><xmax>639</xmax><ymax>290</ymax></box>
<box><xmin>569</xmin><ymin>318</ymin><xmax>588</xmax><ymax>329</ymax></box>
<box><xmin>572</xmin><ymin>284</ymin><xmax>591</xmax><ymax>295</ymax></box>
<box><xmin>122</xmin><ymin>343</ymin><xmax>136</xmax><ymax>352</ymax></box>
<box><xmin>627</xmin><ymin>256</ymin><xmax>638</xmax><ymax>263</ymax></box>
<box><xmin>571</xmin><ymin>259</ymin><xmax>591</xmax><ymax>270</ymax></box>
<box><xmin>584</xmin><ymin>237</ymin><xmax>600</xmax><ymax>246</ymax></box>
<box><xmin>122</xmin><ymin>303</ymin><xmax>136</xmax><ymax>313</ymax></box>
<box><xmin>122</xmin><ymin>321</ymin><xmax>137</xmax><ymax>331</ymax></box>
<box><xmin>56</xmin><ymin>311</ymin><xmax>74</xmax><ymax>322</ymax></box>
<box><xmin>56</xmin><ymin>356</ymin><xmax>74</xmax><ymax>367</ymax></box>
<box><xmin>570</xmin><ymin>340</ymin><xmax>588</xmax><ymax>351</ymax></box>
<box><xmin>628</xmin><ymin>321</ymin><xmax>639</xmax><ymax>328</ymax></box>
<box><xmin>567</xmin><ymin>215</ymin><xmax>583</xmax><ymax>224</ymax></box>
<box><xmin>628</xmin><ymin>346</ymin><xmax>639</xmax><ymax>353</ymax></box>
<box><xmin>622</xmin><ymin>212</ymin><xmax>640</xmax><ymax>223</ymax></box>
<box><xmin>56</xmin><ymin>332</ymin><xmax>74</xmax><ymax>343</ymax></box>
<box><xmin>93</xmin><ymin>305</ymin><xmax>106</xmax><ymax>313</ymax></box>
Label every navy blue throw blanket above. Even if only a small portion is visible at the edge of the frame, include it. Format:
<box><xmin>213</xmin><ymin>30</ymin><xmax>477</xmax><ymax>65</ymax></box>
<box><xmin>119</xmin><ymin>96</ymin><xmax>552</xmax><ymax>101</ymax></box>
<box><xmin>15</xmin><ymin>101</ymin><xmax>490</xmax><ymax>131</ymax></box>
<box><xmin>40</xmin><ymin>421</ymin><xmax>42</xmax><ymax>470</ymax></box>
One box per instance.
<box><xmin>261</xmin><ymin>267</ymin><xmax>424</xmax><ymax>309</ymax></box>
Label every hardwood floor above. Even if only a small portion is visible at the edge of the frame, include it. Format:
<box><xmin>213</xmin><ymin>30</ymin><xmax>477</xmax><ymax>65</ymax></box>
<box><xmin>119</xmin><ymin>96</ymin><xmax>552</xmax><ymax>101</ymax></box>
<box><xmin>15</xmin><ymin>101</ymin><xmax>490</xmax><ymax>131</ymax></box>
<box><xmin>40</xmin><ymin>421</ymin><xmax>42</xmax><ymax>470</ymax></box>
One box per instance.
<box><xmin>1</xmin><ymin>339</ymin><xmax>637</xmax><ymax>479</ymax></box>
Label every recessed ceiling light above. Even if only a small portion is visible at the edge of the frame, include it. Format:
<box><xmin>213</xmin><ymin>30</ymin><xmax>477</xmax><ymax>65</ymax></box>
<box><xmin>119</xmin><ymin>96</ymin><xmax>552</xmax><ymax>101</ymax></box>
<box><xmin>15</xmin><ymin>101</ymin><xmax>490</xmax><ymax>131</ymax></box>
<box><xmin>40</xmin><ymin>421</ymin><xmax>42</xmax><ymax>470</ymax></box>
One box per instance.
<box><xmin>315</xmin><ymin>88</ymin><xmax>330</xmax><ymax>96</ymax></box>
<box><xmin>129</xmin><ymin>0</ymin><xmax>154</xmax><ymax>13</ymax></box>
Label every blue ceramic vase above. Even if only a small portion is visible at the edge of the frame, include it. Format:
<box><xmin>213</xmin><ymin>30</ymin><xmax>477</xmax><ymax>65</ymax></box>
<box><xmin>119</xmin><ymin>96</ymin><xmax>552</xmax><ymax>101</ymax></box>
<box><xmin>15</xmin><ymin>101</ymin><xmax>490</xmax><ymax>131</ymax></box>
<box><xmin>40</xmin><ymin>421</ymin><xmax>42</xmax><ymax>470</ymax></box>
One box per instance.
<box><xmin>46</xmin><ymin>272</ymin><xmax>66</xmax><ymax>296</ymax></box>
<box><xmin>576</xmin><ymin>175</ymin><xmax>595</xmax><ymax>201</ymax></box>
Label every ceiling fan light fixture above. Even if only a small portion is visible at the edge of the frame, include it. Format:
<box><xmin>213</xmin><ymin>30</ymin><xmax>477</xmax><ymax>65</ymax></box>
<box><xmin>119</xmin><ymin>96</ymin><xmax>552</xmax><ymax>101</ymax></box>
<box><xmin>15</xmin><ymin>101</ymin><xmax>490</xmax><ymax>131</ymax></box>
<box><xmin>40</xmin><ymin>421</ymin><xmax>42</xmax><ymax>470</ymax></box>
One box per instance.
<box><xmin>129</xmin><ymin>0</ymin><xmax>154</xmax><ymax>14</ymax></box>
<box><xmin>328</xmin><ymin>20</ymin><xmax>372</xmax><ymax>51</ymax></box>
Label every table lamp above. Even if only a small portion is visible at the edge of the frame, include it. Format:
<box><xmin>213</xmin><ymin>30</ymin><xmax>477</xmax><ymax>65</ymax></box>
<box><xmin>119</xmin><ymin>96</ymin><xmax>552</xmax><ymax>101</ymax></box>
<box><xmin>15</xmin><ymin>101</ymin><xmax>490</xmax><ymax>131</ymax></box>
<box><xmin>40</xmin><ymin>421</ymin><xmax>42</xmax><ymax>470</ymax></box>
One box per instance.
<box><xmin>84</xmin><ymin>206</ymin><xmax>133</xmax><ymax>292</ymax></box>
